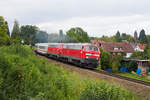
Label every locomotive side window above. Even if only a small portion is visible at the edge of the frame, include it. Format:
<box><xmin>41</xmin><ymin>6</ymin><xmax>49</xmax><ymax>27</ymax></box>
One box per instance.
<box><xmin>74</xmin><ymin>45</ymin><xmax>82</xmax><ymax>49</ymax></box>
<box><xmin>64</xmin><ymin>45</ymin><xmax>82</xmax><ymax>49</ymax></box>
<box><xmin>86</xmin><ymin>46</ymin><xmax>92</xmax><ymax>51</ymax></box>
<box><xmin>94</xmin><ymin>47</ymin><xmax>98</xmax><ymax>51</ymax></box>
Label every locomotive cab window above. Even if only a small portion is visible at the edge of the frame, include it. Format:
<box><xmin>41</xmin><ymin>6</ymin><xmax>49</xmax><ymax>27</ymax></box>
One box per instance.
<box><xmin>86</xmin><ymin>46</ymin><xmax>93</xmax><ymax>51</ymax></box>
<box><xmin>94</xmin><ymin>47</ymin><xmax>98</xmax><ymax>51</ymax></box>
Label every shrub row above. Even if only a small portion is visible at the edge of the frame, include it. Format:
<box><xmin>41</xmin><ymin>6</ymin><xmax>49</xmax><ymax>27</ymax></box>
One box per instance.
<box><xmin>0</xmin><ymin>45</ymin><xmax>149</xmax><ymax>100</ymax></box>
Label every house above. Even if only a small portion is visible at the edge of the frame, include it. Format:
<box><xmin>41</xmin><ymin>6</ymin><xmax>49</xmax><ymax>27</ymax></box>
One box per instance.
<box><xmin>124</xmin><ymin>58</ymin><xmax>150</xmax><ymax>74</ymax></box>
<box><xmin>132</xmin><ymin>43</ymin><xmax>146</xmax><ymax>52</ymax></box>
<box><xmin>91</xmin><ymin>40</ymin><xmax>134</xmax><ymax>58</ymax></box>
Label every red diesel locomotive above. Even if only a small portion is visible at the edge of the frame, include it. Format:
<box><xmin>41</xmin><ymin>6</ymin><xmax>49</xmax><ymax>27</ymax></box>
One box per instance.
<box><xmin>35</xmin><ymin>43</ymin><xmax>100</xmax><ymax>68</ymax></box>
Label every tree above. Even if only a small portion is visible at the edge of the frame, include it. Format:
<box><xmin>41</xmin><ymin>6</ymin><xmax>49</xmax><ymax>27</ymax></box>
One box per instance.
<box><xmin>138</xmin><ymin>29</ymin><xmax>147</xmax><ymax>44</ymax></box>
<box><xmin>0</xmin><ymin>16</ymin><xmax>10</xmax><ymax>46</ymax></box>
<box><xmin>122</xmin><ymin>33</ymin><xmax>126</xmax><ymax>37</ymax></box>
<box><xmin>20</xmin><ymin>25</ymin><xmax>39</xmax><ymax>45</ymax></box>
<box><xmin>131</xmin><ymin>51</ymin><xmax>146</xmax><ymax>59</ymax></box>
<box><xmin>144</xmin><ymin>43</ymin><xmax>150</xmax><ymax>59</ymax></box>
<box><xmin>116</xmin><ymin>31</ymin><xmax>120</xmax><ymax>37</ymax></box>
<box><xmin>109</xmin><ymin>55</ymin><xmax>122</xmax><ymax>73</ymax></box>
<box><xmin>5</xmin><ymin>21</ymin><xmax>10</xmax><ymax>37</ymax></box>
<box><xmin>115</xmin><ymin>31</ymin><xmax>121</xmax><ymax>42</ymax></box>
<box><xmin>35</xmin><ymin>31</ymin><xmax>48</xmax><ymax>43</ymax></box>
<box><xmin>59</xmin><ymin>29</ymin><xmax>63</xmax><ymax>43</ymax></box>
<box><xmin>120</xmin><ymin>34</ymin><xmax>135</xmax><ymax>43</ymax></box>
<box><xmin>66</xmin><ymin>27</ymin><xmax>90</xmax><ymax>43</ymax></box>
<box><xmin>11</xmin><ymin>20</ymin><xmax>20</xmax><ymax>39</ymax></box>
<box><xmin>100</xmin><ymin>51</ymin><xmax>110</xmax><ymax>70</ymax></box>
<box><xmin>127</xmin><ymin>61</ymin><xmax>138</xmax><ymax>72</ymax></box>
<box><xmin>98</xmin><ymin>35</ymin><xmax>116</xmax><ymax>42</ymax></box>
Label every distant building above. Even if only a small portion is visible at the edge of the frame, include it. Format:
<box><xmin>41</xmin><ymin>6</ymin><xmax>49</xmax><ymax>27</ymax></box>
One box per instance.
<box><xmin>132</xmin><ymin>43</ymin><xmax>146</xmax><ymax>52</ymax></box>
<box><xmin>91</xmin><ymin>40</ymin><xmax>134</xmax><ymax>58</ymax></box>
<box><xmin>124</xmin><ymin>59</ymin><xmax>150</xmax><ymax>74</ymax></box>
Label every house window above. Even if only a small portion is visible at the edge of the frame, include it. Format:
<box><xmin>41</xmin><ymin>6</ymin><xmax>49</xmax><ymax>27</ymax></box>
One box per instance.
<box><xmin>118</xmin><ymin>53</ymin><xmax>121</xmax><ymax>55</ymax></box>
<box><xmin>114</xmin><ymin>47</ymin><xmax>122</xmax><ymax>50</ymax></box>
<box><xmin>114</xmin><ymin>47</ymin><xmax>119</xmax><ymax>50</ymax></box>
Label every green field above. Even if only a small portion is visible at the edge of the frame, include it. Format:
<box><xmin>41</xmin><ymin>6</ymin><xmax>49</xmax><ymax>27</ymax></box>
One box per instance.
<box><xmin>0</xmin><ymin>44</ymin><xmax>149</xmax><ymax>100</ymax></box>
<box><xmin>119</xmin><ymin>73</ymin><xmax>150</xmax><ymax>83</ymax></box>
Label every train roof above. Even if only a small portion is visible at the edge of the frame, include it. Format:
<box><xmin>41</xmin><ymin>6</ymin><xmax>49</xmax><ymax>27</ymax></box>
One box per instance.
<box><xmin>61</xmin><ymin>43</ymin><xmax>92</xmax><ymax>45</ymax></box>
<box><xmin>35</xmin><ymin>43</ymin><xmax>96</xmax><ymax>46</ymax></box>
<box><xmin>35</xmin><ymin>43</ymin><xmax>49</xmax><ymax>46</ymax></box>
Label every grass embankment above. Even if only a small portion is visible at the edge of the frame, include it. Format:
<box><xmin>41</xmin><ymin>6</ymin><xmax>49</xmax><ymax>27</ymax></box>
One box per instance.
<box><xmin>119</xmin><ymin>73</ymin><xmax>150</xmax><ymax>83</ymax></box>
<box><xmin>0</xmin><ymin>44</ymin><xmax>149</xmax><ymax>100</ymax></box>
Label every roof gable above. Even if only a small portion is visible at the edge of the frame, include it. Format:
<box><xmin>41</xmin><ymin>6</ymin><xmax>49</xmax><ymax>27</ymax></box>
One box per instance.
<box><xmin>91</xmin><ymin>40</ymin><xmax>134</xmax><ymax>53</ymax></box>
<box><xmin>137</xmin><ymin>44</ymin><xmax>146</xmax><ymax>50</ymax></box>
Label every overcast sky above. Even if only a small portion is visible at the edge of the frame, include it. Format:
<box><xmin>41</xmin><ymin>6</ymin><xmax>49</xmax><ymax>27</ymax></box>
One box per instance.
<box><xmin>1</xmin><ymin>0</ymin><xmax>150</xmax><ymax>37</ymax></box>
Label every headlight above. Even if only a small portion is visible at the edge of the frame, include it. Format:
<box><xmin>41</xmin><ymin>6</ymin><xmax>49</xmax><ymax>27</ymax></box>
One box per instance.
<box><xmin>86</xmin><ymin>53</ymin><xmax>92</xmax><ymax>55</ymax></box>
<box><xmin>94</xmin><ymin>54</ymin><xmax>99</xmax><ymax>56</ymax></box>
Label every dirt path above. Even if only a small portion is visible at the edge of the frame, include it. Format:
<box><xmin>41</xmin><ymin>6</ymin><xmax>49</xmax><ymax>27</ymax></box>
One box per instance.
<box><xmin>37</xmin><ymin>54</ymin><xmax>150</xmax><ymax>98</ymax></box>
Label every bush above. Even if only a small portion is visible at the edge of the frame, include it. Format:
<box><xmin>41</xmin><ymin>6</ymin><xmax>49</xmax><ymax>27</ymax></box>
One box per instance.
<box><xmin>127</xmin><ymin>61</ymin><xmax>138</xmax><ymax>72</ymax></box>
<box><xmin>109</xmin><ymin>55</ymin><xmax>123</xmax><ymax>73</ymax></box>
<box><xmin>0</xmin><ymin>45</ymin><xmax>148</xmax><ymax>100</ymax></box>
<box><xmin>0</xmin><ymin>45</ymin><xmax>82</xmax><ymax>99</ymax></box>
<box><xmin>100</xmin><ymin>51</ymin><xmax>110</xmax><ymax>70</ymax></box>
<box><xmin>79</xmin><ymin>81</ymin><xmax>137</xmax><ymax>100</ymax></box>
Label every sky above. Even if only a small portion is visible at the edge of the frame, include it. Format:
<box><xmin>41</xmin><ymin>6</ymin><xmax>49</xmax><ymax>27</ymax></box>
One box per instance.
<box><xmin>1</xmin><ymin>0</ymin><xmax>150</xmax><ymax>37</ymax></box>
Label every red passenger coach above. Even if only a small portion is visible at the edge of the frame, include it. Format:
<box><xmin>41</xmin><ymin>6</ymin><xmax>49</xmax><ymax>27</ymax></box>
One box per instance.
<box><xmin>35</xmin><ymin>43</ymin><xmax>100</xmax><ymax>68</ymax></box>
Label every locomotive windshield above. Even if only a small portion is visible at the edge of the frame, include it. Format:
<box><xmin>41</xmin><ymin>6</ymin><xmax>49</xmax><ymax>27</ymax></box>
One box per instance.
<box><xmin>86</xmin><ymin>46</ymin><xmax>93</xmax><ymax>51</ymax></box>
<box><xmin>87</xmin><ymin>45</ymin><xmax>99</xmax><ymax>51</ymax></box>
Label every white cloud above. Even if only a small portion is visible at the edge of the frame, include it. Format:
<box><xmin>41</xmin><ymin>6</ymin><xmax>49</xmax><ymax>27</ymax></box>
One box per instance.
<box><xmin>1</xmin><ymin>0</ymin><xmax>150</xmax><ymax>36</ymax></box>
<box><xmin>38</xmin><ymin>14</ymin><xmax>150</xmax><ymax>37</ymax></box>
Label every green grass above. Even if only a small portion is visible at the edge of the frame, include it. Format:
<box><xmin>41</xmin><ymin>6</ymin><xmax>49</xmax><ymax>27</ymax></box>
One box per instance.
<box><xmin>0</xmin><ymin>44</ymin><xmax>149</xmax><ymax>100</ymax></box>
<box><xmin>119</xmin><ymin>73</ymin><xmax>150</xmax><ymax>83</ymax></box>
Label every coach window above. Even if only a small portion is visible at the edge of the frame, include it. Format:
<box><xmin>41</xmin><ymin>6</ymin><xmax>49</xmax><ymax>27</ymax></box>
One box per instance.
<box><xmin>39</xmin><ymin>46</ymin><xmax>45</xmax><ymax>49</ymax></box>
<box><xmin>63</xmin><ymin>45</ymin><xmax>67</xmax><ymax>48</ymax></box>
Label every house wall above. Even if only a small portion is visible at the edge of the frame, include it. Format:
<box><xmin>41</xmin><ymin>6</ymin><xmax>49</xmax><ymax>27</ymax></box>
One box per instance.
<box><xmin>134</xmin><ymin>46</ymin><xmax>144</xmax><ymax>52</ymax></box>
<box><xmin>126</xmin><ymin>53</ymin><xmax>132</xmax><ymax>58</ymax></box>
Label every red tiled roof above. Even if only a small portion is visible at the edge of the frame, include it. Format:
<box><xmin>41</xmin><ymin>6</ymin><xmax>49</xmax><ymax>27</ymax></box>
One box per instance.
<box><xmin>91</xmin><ymin>40</ymin><xmax>134</xmax><ymax>53</ymax></box>
<box><xmin>137</xmin><ymin>44</ymin><xmax>146</xmax><ymax>50</ymax></box>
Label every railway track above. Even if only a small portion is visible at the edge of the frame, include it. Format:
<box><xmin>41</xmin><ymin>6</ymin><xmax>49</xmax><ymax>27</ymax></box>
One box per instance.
<box><xmin>36</xmin><ymin>53</ymin><xmax>150</xmax><ymax>98</ymax></box>
<box><xmin>93</xmin><ymin>70</ymin><xmax>150</xmax><ymax>86</ymax></box>
<box><xmin>37</xmin><ymin>52</ymin><xmax>150</xmax><ymax>87</ymax></box>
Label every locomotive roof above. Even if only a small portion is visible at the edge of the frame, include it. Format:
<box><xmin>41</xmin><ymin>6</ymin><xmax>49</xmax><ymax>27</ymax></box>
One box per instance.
<box><xmin>36</xmin><ymin>43</ymin><xmax>96</xmax><ymax>46</ymax></box>
<box><xmin>61</xmin><ymin>43</ymin><xmax>92</xmax><ymax>46</ymax></box>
